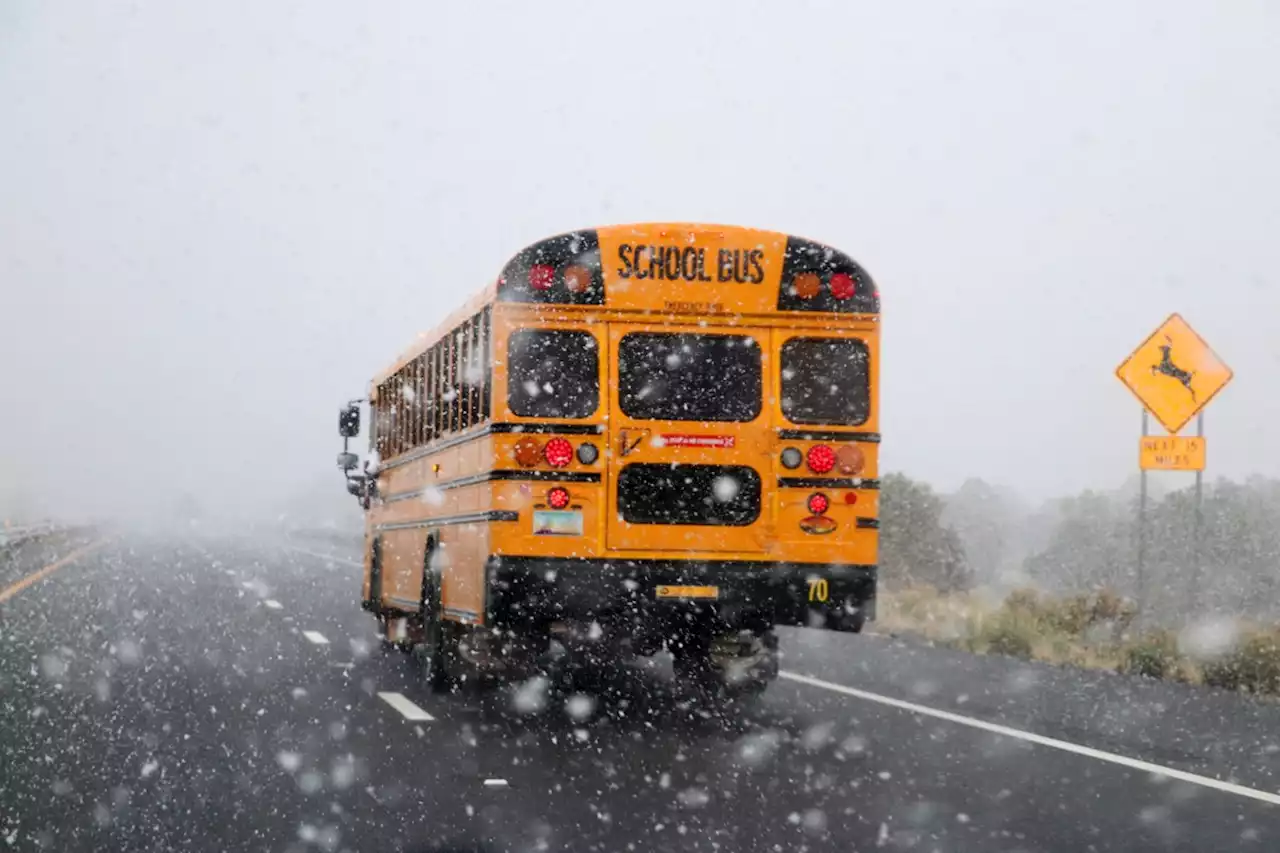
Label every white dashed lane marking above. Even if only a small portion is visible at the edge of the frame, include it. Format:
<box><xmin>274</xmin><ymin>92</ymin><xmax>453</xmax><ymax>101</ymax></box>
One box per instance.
<box><xmin>286</xmin><ymin>547</ymin><xmax>362</xmax><ymax>568</ymax></box>
<box><xmin>302</xmin><ymin>631</ymin><xmax>329</xmax><ymax>645</ymax></box>
<box><xmin>483</xmin><ymin>779</ymin><xmax>509</xmax><ymax>788</ymax></box>
<box><xmin>377</xmin><ymin>691</ymin><xmax>435</xmax><ymax>722</ymax></box>
<box><xmin>264</xmin><ymin>599</ymin><xmax>282</xmax><ymax>610</ymax></box>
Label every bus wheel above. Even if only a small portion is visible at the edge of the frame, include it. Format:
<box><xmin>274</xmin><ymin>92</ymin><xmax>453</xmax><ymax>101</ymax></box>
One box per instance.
<box><xmin>673</xmin><ymin>630</ymin><xmax>778</xmax><ymax>701</ymax></box>
<box><xmin>417</xmin><ymin>564</ymin><xmax>454</xmax><ymax>693</ymax></box>
<box><xmin>825</xmin><ymin>598</ymin><xmax>866</xmax><ymax>634</ymax></box>
<box><xmin>377</xmin><ymin>615</ymin><xmax>414</xmax><ymax>653</ymax></box>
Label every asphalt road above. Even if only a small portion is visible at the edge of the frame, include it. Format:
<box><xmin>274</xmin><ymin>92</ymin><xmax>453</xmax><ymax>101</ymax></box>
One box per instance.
<box><xmin>3</xmin><ymin>532</ymin><xmax>1280</xmax><ymax>852</ymax></box>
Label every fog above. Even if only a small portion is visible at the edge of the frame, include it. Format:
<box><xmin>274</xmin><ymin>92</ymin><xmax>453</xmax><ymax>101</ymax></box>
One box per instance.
<box><xmin>3</xmin><ymin>1</ymin><xmax>1278</xmax><ymax>525</ymax></box>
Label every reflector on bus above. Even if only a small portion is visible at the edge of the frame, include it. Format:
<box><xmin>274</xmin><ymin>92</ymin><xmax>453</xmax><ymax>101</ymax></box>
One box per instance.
<box><xmin>777</xmin><ymin>236</ymin><xmax>879</xmax><ymax>314</ymax></box>
<box><xmin>498</xmin><ymin>230</ymin><xmax>606</xmax><ymax>305</ymax></box>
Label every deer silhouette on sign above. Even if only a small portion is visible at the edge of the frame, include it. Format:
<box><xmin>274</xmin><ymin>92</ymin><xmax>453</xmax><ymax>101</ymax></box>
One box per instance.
<box><xmin>1151</xmin><ymin>336</ymin><xmax>1196</xmax><ymax>401</ymax></box>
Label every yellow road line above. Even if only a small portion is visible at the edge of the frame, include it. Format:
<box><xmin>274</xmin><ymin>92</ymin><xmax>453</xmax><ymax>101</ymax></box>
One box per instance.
<box><xmin>0</xmin><ymin>539</ymin><xmax>108</xmax><ymax>604</ymax></box>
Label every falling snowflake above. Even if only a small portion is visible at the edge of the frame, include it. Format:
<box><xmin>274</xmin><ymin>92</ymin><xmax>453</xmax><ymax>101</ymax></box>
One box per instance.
<box><xmin>712</xmin><ymin>476</ymin><xmax>740</xmax><ymax>503</ymax></box>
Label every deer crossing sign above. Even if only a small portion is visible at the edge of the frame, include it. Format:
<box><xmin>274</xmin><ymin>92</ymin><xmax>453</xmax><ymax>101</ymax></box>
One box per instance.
<box><xmin>1115</xmin><ymin>313</ymin><xmax>1233</xmax><ymax>435</ymax></box>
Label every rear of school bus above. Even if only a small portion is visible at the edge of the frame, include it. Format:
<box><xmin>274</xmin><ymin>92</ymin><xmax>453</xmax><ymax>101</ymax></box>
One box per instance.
<box><xmin>484</xmin><ymin>223</ymin><xmax>880</xmax><ymax>697</ymax></box>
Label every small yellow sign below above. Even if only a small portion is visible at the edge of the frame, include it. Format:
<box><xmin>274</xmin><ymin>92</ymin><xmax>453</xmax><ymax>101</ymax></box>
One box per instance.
<box><xmin>1115</xmin><ymin>313</ymin><xmax>1233</xmax><ymax>435</ymax></box>
<box><xmin>1139</xmin><ymin>436</ymin><xmax>1206</xmax><ymax>472</ymax></box>
<box><xmin>655</xmin><ymin>585</ymin><xmax>719</xmax><ymax>599</ymax></box>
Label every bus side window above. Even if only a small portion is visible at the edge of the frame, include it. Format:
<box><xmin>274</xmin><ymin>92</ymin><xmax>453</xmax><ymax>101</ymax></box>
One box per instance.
<box><xmin>433</xmin><ymin>340</ymin><xmax>445</xmax><ymax>438</ymax></box>
<box><xmin>479</xmin><ymin>307</ymin><xmax>492</xmax><ymax>422</ymax></box>
<box><xmin>387</xmin><ymin>374</ymin><xmax>402</xmax><ymax>457</ymax></box>
<box><xmin>447</xmin><ymin>332</ymin><xmax>459</xmax><ymax>433</ymax></box>
<box><xmin>373</xmin><ymin>387</ymin><xmax>386</xmax><ymax>458</ymax></box>
<box><xmin>423</xmin><ymin>346</ymin><xmax>436</xmax><ymax>443</ymax></box>
<box><xmin>467</xmin><ymin>314</ymin><xmax>481</xmax><ymax>425</ymax></box>
<box><xmin>411</xmin><ymin>356</ymin><xmax>424</xmax><ymax>449</ymax></box>
<box><xmin>458</xmin><ymin>324</ymin><xmax>472</xmax><ymax>430</ymax></box>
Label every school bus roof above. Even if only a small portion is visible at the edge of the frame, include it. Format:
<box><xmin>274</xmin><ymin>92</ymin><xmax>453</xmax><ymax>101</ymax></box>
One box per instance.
<box><xmin>369</xmin><ymin>283</ymin><xmax>497</xmax><ymax>393</ymax></box>
<box><xmin>370</xmin><ymin>222</ymin><xmax>876</xmax><ymax>392</ymax></box>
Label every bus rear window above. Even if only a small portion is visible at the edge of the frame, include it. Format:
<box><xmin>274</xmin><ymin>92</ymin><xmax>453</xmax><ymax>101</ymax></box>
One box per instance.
<box><xmin>617</xmin><ymin>464</ymin><xmax>762</xmax><ymax>526</ymax></box>
<box><xmin>618</xmin><ymin>333</ymin><xmax>761</xmax><ymax>422</ymax></box>
<box><xmin>780</xmin><ymin>337</ymin><xmax>871</xmax><ymax>426</ymax></box>
<box><xmin>507</xmin><ymin>329</ymin><xmax>599</xmax><ymax>419</ymax></box>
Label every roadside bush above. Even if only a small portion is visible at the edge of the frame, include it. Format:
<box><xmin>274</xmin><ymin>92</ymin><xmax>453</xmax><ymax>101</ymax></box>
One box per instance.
<box><xmin>877</xmin><ymin>584</ymin><xmax>982</xmax><ymax>642</ymax></box>
<box><xmin>971</xmin><ymin>610</ymin><xmax>1036</xmax><ymax>659</ymax></box>
<box><xmin>1119</xmin><ymin>631</ymin><xmax>1180</xmax><ymax>680</ymax></box>
<box><xmin>1202</xmin><ymin>629</ymin><xmax>1280</xmax><ymax>694</ymax></box>
<box><xmin>986</xmin><ymin>587</ymin><xmax>1135</xmax><ymax>642</ymax></box>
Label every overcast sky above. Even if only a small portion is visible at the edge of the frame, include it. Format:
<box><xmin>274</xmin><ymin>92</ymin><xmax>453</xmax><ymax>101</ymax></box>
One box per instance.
<box><xmin>3</xmin><ymin>1</ymin><xmax>1278</xmax><ymax>522</ymax></box>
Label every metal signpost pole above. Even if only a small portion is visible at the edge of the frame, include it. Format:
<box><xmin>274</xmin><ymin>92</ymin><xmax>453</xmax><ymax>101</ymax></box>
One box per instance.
<box><xmin>1193</xmin><ymin>412</ymin><xmax>1205</xmax><ymax>608</ymax></box>
<box><xmin>1137</xmin><ymin>409</ymin><xmax>1148</xmax><ymax>623</ymax></box>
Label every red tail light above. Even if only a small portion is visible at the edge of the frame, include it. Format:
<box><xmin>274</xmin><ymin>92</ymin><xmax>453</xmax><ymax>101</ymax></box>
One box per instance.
<box><xmin>806</xmin><ymin>444</ymin><xmax>836</xmax><ymax>474</ymax></box>
<box><xmin>829</xmin><ymin>273</ymin><xmax>856</xmax><ymax>300</ymax></box>
<box><xmin>547</xmin><ymin>487</ymin><xmax>571</xmax><ymax>509</ymax></box>
<box><xmin>543</xmin><ymin>437</ymin><xmax>573</xmax><ymax>467</ymax></box>
<box><xmin>529</xmin><ymin>264</ymin><xmax>556</xmax><ymax>291</ymax></box>
<box><xmin>807</xmin><ymin>493</ymin><xmax>829</xmax><ymax>515</ymax></box>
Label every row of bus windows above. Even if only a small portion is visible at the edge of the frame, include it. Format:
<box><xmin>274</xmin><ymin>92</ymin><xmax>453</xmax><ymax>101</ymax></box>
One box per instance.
<box><xmin>376</xmin><ymin>326</ymin><xmax>870</xmax><ymax>459</ymax></box>
<box><xmin>510</xmin><ymin>330</ymin><xmax>871</xmax><ymax>426</ymax></box>
<box><xmin>374</xmin><ymin>308</ymin><xmax>492</xmax><ymax>459</ymax></box>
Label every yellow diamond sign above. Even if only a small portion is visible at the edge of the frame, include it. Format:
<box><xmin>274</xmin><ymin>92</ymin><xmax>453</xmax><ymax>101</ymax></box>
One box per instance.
<box><xmin>1116</xmin><ymin>313</ymin><xmax>1233</xmax><ymax>435</ymax></box>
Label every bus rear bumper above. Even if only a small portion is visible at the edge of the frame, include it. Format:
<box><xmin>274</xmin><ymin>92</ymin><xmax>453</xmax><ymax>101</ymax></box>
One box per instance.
<box><xmin>487</xmin><ymin>556</ymin><xmax>876</xmax><ymax>635</ymax></box>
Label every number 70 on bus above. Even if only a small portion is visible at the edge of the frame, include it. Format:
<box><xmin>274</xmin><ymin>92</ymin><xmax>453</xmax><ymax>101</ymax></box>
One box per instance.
<box><xmin>807</xmin><ymin>578</ymin><xmax>829</xmax><ymax>603</ymax></box>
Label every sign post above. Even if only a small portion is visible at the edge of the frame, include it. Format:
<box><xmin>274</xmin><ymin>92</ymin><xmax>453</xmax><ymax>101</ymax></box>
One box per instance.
<box><xmin>1194</xmin><ymin>411</ymin><xmax>1205</xmax><ymax>594</ymax></box>
<box><xmin>1137</xmin><ymin>410</ymin><xmax>1148</xmax><ymax>621</ymax></box>
<box><xmin>1115</xmin><ymin>313</ymin><xmax>1233</xmax><ymax>622</ymax></box>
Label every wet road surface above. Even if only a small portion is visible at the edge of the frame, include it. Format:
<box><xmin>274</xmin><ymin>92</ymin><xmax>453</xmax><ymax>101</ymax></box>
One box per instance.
<box><xmin>2</xmin><ymin>532</ymin><xmax>1278</xmax><ymax>851</ymax></box>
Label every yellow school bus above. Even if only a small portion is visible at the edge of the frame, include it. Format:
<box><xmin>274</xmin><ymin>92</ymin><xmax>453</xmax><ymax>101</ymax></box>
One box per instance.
<box><xmin>336</xmin><ymin>222</ymin><xmax>880</xmax><ymax>697</ymax></box>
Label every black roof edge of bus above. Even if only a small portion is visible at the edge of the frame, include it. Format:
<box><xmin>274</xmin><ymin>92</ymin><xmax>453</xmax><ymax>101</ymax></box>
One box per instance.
<box><xmin>496</xmin><ymin>229</ymin><xmax>605</xmax><ymax>305</ymax></box>
<box><xmin>777</xmin><ymin>236</ymin><xmax>880</xmax><ymax>315</ymax></box>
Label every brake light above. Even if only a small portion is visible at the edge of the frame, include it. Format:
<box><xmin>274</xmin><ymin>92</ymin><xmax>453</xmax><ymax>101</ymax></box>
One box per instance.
<box><xmin>529</xmin><ymin>264</ymin><xmax>556</xmax><ymax>291</ymax></box>
<box><xmin>807</xmin><ymin>493</ymin><xmax>829</xmax><ymax>515</ymax></box>
<box><xmin>544</xmin><ymin>437</ymin><xmax>573</xmax><ymax>467</ymax></box>
<box><xmin>547</xmin><ymin>487</ymin><xmax>571</xmax><ymax>509</ymax></box>
<box><xmin>829</xmin><ymin>272</ymin><xmax>856</xmax><ymax>300</ymax></box>
<box><xmin>806</xmin><ymin>444</ymin><xmax>835</xmax><ymax>474</ymax></box>
<box><xmin>792</xmin><ymin>272</ymin><xmax>821</xmax><ymax>300</ymax></box>
<box><xmin>513</xmin><ymin>436</ymin><xmax>542</xmax><ymax>467</ymax></box>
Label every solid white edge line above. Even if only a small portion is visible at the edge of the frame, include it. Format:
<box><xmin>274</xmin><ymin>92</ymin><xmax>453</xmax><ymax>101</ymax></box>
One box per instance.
<box><xmin>286</xmin><ymin>546</ymin><xmax>362</xmax><ymax>568</ymax></box>
<box><xmin>778</xmin><ymin>670</ymin><xmax>1280</xmax><ymax>807</ymax></box>
<box><xmin>302</xmin><ymin>630</ymin><xmax>329</xmax><ymax>645</ymax></box>
<box><xmin>377</xmin><ymin>691</ymin><xmax>435</xmax><ymax>722</ymax></box>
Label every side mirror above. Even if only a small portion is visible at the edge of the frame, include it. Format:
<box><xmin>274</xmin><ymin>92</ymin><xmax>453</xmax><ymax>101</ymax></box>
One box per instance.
<box><xmin>339</xmin><ymin>404</ymin><xmax>361</xmax><ymax>438</ymax></box>
<box><xmin>346</xmin><ymin>479</ymin><xmax>364</xmax><ymax>497</ymax></box>
<box><xmin>337</xmin><ymin>452</ymin><xmax>359</xmax><ymax>471</ymax></box>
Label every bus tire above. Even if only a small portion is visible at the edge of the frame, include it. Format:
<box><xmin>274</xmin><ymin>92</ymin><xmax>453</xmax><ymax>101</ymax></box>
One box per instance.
<box><xmin>826</xmin><ymin>599</ymin><xmax>866</xmax><ymax>634</ymax></box>
<box><xmin>376</xmin><ymin>616</ymin><xmax>394</xmax><ymax>653</ymax></box>
<box><xmin>418</xmin><ymin>538</ymin><xmax>453</xmax><ymax>693</ymax></box>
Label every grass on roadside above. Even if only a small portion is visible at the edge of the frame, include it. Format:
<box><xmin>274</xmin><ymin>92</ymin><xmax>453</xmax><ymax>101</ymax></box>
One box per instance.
<box><xmin>877</xmin><ymin>585</ymin><xmax>1280</xmax><ymax>697</ymax></box>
